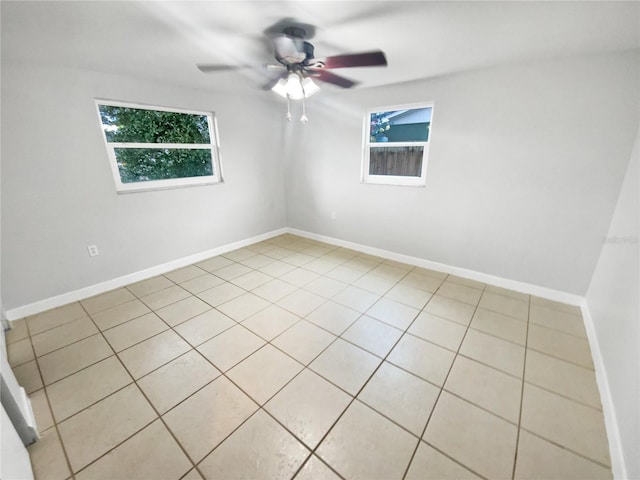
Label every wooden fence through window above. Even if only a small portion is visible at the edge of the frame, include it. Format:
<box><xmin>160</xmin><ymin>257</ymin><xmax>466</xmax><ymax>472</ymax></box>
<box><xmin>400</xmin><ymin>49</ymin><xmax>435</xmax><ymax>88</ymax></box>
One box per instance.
<box><xmin>369</xmin><ymin>146</ymin><xmax>423</xmax><ymax>177</ymax></box>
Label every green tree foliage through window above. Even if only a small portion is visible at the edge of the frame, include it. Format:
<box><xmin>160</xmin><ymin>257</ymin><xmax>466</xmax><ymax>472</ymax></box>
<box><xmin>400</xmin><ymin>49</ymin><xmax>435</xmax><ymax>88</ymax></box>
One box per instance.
<box><xmin>99</xmin><ymin>106</ymin><xmax>210</xmax><ymax>143</ymax></box>
<box><xmin>114</xmin><ymin>148</ymin><xmax>213</xmax><ymax>183</ymax></box>
<box><xmin>98</xmin><ymin>103</ymin><xmax>217</xmax><ymax>187</ymax></box>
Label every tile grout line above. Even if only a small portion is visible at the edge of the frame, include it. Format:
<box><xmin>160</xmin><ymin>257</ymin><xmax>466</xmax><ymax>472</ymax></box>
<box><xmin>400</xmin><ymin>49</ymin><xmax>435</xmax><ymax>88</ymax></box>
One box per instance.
<box><xmin>165</xmin><ymin>244</ymin><xmax>355</xmax><ymax>475</ymax></box>
<box><xmin>24</xmin><ymin>316</ymin><xmax>97</xmax><ymax>356</ymax></box>
<box><xmin>19</xmin><ymin>235</ymin><xmax>601</xmax><ymax>480</ymax></box>
<box><xmin>328</xmin><ymin>270</ymin><xmax>432</xmax><ymax>447</ymax></box>
<box><xmin>185</xmin><ymin>242</ymin><xmax>584</xmax><ymax>475</ymax></box>
<box><xmin>284</xmin><ymin>263</ymin><xmax>428</xmax><ymax>480</ymax></box>
<box><xmin>264</xmin><ymin>318</ymin><xmax>465</xmax><ymax>449</ymax></box>
<box><xmin>18</xmin><ymin>237</ymin><xmax>359</xmax><ymax>479</ymax></box>
<box><xmin>24</xmin><ymin>289</ymin><xmax>247</xmax><ymax>372</ymax></box>
<box><xmin>19</xmin><ymin>316</ymin><xmax>86</xmax><ymax>343</ymax></box>
<box><xmin>49</xmin><ymin>381</ymin><xmax>136</xmax><ymax>425</ymax></box>
<box><xmin>518</xmin><ymin>382</ymin><xmax>604</xmax><ymax>411</ymax></box>
<box><xmin>435</xmin><ymin>389</ymin><xmax>521</xmax><ymax>429</ymax></box>
<box><xmin>40</xmin><ymin>323</ymin><xmax>251</xmax><ymax>431</ymax></box>
<box><xmin>401</xmin><ymin>278</ymin><xmax>490</xmax><ymax>480</ymax></box>
<box><xmin>302</xmin><ymin>290</ymin><xmax>532</xmax><ymax>388</ymax></box>
<box><xmin>37</xmin><ymin>242</ymin><xmax>466</xmax><ymax>479</ymax></box>
<box><xmin>517</xmin><ymin>427</ymin><xmax>613</xmax><ymax>469</ymax></box>
<box><xmin>35</xmin><ymin>325</ymin><xmax>170</xmax><ymax>387</ymax></box>
<box><xmin>59</xmin><ymin>301</ymin><xmax>205</xmax><ymax>475</ymax></box>
<box><xmin>525</xmin><ymin>344</ymin><xmax>596</xmax><ymax>371</ymax></box>
<box><xmin>132</xmin><ymin>253</ymin><xmax>343</xmax><ymax>383</ymax></box>
<box><xmin>193</xmin><ymin>245</ymin><xmax>536</xmax><ymax>474</ymax></box>
<box><xmin>148</xmin><ymin>269</ymin><xmax>341</xmax><ymax>477</ymax></box>
<box><xmin>527</xmin><ymin>319</ymin><xmax>591</xmax><ymax>341</ymax></box>
<box><xmin>26</xmin><ymin>255</ymin><xmax>319</xmax><ymax>479</ymax></box>
<box><xmin>110</xmin><ymin>298</ymin><xmax>298</xmax><ymax>476</ymax></box>
<box><xmin>73</xmin><ymin>302</ymin><xmax>205</xmax><ymax>479</ymax></box>
<box><xmin>31</xmin><ymin>283</ymin><xmax>377</xmax><ymax>415</ymax></box>
<box><xmin>511</xmin><ymin>293</ymin><xmax>532</xmax><ymax>480</ymax></box>
<box><xmin>197</xmin><ymin>261</ymin><xmax>416</xmax><ymax>478</ymax></box>
<box><xmin>23</xmin><ymin>320</ymin><xmax>77</xmax><ymax>480</ymax></box>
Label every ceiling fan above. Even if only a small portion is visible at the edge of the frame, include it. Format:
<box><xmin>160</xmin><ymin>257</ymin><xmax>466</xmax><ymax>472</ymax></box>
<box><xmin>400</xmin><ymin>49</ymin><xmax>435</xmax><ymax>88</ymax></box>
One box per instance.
<box><xmin>196</xmin><ymin>20</ymin><xmax>388</xmax><ymax>120</ymax></box>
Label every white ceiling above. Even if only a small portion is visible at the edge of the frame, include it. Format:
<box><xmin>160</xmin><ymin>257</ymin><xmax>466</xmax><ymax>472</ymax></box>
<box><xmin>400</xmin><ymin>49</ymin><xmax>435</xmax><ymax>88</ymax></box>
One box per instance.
<box><xmin>2</xmin><ymin>1</ymin><xmax>639</xmax><ymax>94</ymax></box>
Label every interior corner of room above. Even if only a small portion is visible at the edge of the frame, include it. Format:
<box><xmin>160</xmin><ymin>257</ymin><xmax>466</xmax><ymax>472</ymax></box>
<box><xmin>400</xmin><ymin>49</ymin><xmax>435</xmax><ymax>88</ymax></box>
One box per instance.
<box><xmin>0</xmin><ymin>2</ymin><xmax>638</xmax><ymax>479</ymax></box>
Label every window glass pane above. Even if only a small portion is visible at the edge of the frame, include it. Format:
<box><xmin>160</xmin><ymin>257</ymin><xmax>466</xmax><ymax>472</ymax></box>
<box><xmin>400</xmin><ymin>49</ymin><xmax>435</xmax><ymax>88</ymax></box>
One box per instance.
<box><xmin>369</xmin><ymin>146</ymin><xmax>423</xmax><ymax>177</ymax></box>
<box><xmin>370</xmin><ymin>107</ymin><xmax>432</xmax><ymax>143</ymax></box>
<box><xmin>99</xmin><ymin>105</ymin><xmax>211</xmax><ymax>144</ymax></box>
<box><xmin>114</xmin><ymin>148</ymin><xmax>213</xmax><ymax>183</ymax></box>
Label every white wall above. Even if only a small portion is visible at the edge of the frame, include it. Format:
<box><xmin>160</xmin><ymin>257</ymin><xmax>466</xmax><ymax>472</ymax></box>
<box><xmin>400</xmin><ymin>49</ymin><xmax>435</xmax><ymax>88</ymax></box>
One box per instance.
<box><xmin>284</xmin><ymin>52</ymin><xmax>639</xmax><ymax>295</ymax></box>
<box><xmin>1</xmin><ymin>63</ymin><xmax>287</xmax><ymax>310</ymax></box>
<box><xmin>586</xmin><ymin>128</ymin><xmax>639</xmax><ymax>480</ymax></box>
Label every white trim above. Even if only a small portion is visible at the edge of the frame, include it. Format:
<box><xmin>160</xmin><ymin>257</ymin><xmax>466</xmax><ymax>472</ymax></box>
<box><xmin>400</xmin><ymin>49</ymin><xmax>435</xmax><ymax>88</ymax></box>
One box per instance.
<box><xmin>364</xmin><ymin>143</ymin><xmax>430</xmax><ymax>187</ymax></box>
<box><xmin>4</xmin><ymin>225</ymin><xmax>624</xmax><ymax>478</ymax></box>
<box><xmin>7</xmin><ymin>224</ymin><xmax>584</xmax><ymax>321</ymax></box>
<box><xmin>286</xmin><ymin>227</ymin><xmax>583</xmax><ymax>305</ymax></box>
<box><xmin>108</xmin><ymin>143</ymin><xmax>212</xmax><ymax>149</ymax></box>
<box><xmin>94</xmin><ymin>98</ymin><xmax>212</xmax><ymax>117</ymax></box>
<box><xmin>287</xmin><ymin>226</ymin><xmax>627</xmax><ymax>475</ymax></box>
<box><xmin>94</xmin><ymin>100</ymin><xmax>222</xmax><ymax>193</ymax></box>
<box><xmin>580</xmin><ymin>302</ymin><xmax>626</xmax><ymax>480</ymax></box>
<box><xmin>1</xmin><ymin>331</ymin><xmax>38</xmax><ymax>445</ymax></box>
<box><xmin>112</xmin><ymin>170</ymin><xmax>220</xmax><ymax>194</ymax></box>
<box><xmin>362</xmin><ymin>102</ymin><xmax>433</xmax><ymax>187</ymax></box>
<box><xmin>369</xmin><ymin>141</ymin><xmax>427</xmax><ymax>148</ymax></box>
<box><xmin>4</xmin><ymin>228</ymin><xmax>287</xmax><ymax>321</ymax></box>
<box><xmin>213</xmin><ymin>116</ymin><xmax>224</xmax><ymax>182</ymax></box>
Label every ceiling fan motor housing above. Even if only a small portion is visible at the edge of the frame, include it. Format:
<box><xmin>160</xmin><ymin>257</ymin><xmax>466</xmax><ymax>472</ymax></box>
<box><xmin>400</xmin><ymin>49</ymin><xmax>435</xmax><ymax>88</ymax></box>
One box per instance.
<box><xmin>302</xmin><ymin>42</ymin><xmax>315</xmax><ymax>64</ymax></box>
<box><xmin>282</xmin><ymin>26</ymin><xmax>306</xmax><ymax>39</ymax></box>
<box><xmin>197</xmin><ymin>20</ymin><xmax>387</xmax><ymax>91</ymax></box>
<box><xmin>280</xmin><ymin>26</ymin><xmax>316</xmax><ymax>64</ymax></box>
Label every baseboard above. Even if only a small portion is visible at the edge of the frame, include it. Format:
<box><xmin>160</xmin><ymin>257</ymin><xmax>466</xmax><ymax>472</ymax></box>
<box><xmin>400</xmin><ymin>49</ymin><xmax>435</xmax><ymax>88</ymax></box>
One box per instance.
<box><xmin>5</xmin><ymin>228</ymin><xmax>288</xmax><ymax>321</ymax></box>
<box><xmin>6</xmin><ymin>226</ymin><xmax>623</xmax><ymax>476</ymax></box>
<box><xmin>580</xmin><ymin>302</ymin><xmax>626</xmax><ymax>480</ymax></box>
<box><xmin>288</xmin><ymin>227</ymin><xmax>625</xmax><ymax>477</ymax></box>
<box><xmin>6</xmin><ymin>226</ymin><xmax>583</xmax><ymax>320</ymax></box>
<box><xmin>287</xmin><ymin>228</ymin><xmax>583</xmax><ymax>306</ymax></box>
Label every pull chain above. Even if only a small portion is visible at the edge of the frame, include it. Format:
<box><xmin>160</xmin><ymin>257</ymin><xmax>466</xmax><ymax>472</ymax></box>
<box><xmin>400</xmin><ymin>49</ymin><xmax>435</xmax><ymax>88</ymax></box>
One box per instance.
<box><xmin>300</xmin><ymin>95</ymin><xmax>309</xmax><ymax>123</ymax></box>
<box><xmin>286</xmin><ymin>94</ymin><xmax>292</xmax><ymax>121</ymax></box>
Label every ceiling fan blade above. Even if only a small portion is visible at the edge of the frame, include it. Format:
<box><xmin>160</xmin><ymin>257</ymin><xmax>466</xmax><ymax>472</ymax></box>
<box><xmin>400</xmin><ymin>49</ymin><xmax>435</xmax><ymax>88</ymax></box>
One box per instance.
<box><xmin>197</xmin><ymin>63</ymin><xmax>284</xmax><ymax>74</ymax></box>
<box><xmin>322</xmin><ymin>50</ymin><xmax>387</xmax><ymax>69</ymax></box>
<box><xmin>197</xmin><ymin>64</ymin><xmax>249</xmax><ymax>73</ymax></box>
<box><xmin>313</xmin><ymin>70</ymin><xmax>358</xmax><ymax>89</ymax></box>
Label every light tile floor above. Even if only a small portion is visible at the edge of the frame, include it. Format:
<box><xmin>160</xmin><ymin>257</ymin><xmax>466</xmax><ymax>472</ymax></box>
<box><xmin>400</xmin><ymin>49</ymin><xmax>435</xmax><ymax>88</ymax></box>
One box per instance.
<box><xmin>6</xmin><ymin>234</ymin><xmax>612</xmax><ymax>480</ymax></box>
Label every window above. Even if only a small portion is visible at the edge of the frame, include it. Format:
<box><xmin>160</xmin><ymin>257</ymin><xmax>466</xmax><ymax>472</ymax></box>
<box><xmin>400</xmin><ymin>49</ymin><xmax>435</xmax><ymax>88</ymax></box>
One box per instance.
<box><xmin>96</xmin><ymin>100</ymin><xmax>222</xmax><ymax>193</ymax></box>
<box><xmin>362</xmin><ymin>103</ymin><xmax>433</xmax><ymax>186</ymax></box>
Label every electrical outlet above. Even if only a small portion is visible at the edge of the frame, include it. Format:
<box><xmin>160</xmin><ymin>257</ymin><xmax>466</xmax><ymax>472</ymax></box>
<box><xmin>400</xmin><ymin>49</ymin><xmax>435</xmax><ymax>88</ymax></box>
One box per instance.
<box><xmin>87</xmin><ymin>245</ymin><xmax>99</xmax><ymax>257</ymax></box>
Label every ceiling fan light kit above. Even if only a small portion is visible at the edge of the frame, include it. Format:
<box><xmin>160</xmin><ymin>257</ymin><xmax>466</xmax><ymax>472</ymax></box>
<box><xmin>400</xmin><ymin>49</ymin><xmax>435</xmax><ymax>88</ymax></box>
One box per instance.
<box><xmin>272</xmin><ymin>73</ymin><xmax>318</xmax><ymax>123</ymax></box>
<box><xmin>197</xmin><ymin>19</ymin><xmax>388</xmax><ymax>123</ymax></box>
<box><xmin>271</xmin><ymin>73</ymin><xmax>319</xmax><ymax>100</ymax></box>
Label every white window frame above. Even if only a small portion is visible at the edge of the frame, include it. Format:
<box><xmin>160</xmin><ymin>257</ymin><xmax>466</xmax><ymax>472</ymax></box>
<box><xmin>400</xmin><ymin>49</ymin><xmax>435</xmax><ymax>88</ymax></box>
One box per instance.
<box><xmin>362</xmin><ymin>101</ymin><xmax>434</xmax><ymax>186</ymax></box>
<box><xmin>95</xmin><ymin>99</ymin><xmax>223</xmax><ymax>193</ymax></box>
